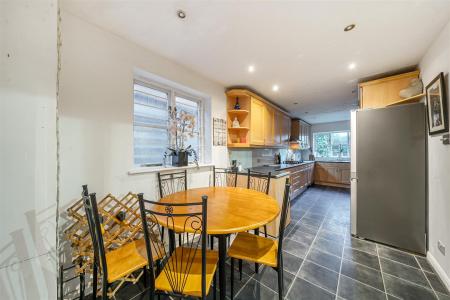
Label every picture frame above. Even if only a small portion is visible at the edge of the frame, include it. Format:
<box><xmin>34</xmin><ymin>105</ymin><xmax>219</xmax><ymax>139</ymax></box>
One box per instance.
<box><xmin>425</xmin><ymin>72</ymin><xmax>448</xmax><ymax>135</ymax></box>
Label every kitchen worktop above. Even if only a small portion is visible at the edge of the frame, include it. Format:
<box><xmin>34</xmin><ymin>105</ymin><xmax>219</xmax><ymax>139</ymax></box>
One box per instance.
<box><xmin>238</xmin><ymin>161</ymin><xmax>315</xmax><ymax>178</ymax></box>
<box><xmin>315</xmin><ymin>160</ymin><xmax>350</xmax><ymax>163</ymax></box>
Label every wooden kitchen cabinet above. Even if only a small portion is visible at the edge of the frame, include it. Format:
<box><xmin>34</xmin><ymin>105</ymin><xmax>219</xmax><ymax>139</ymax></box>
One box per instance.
<box><xmin>359</xmin><ymin>70</ymin><xmax>421</xmax><ymax>109</ymax></box>
<box><xmin>314</xmin><ymin>162</ymin><xmax>350</xmax><ymax>188</ymax></box>
<box><xmin>281</xmin><ymin>114</ymin><xmax>291</xmax><ymax>145</ymax></box>
<box><xmin>226</xmin><ymin>89</ymin><xmax>291</xmax><ymax>148</ymax></box>
<box><xmin>250</xmin><ymin>97</ymin><xmax>265</xmax><ymax>145</ymax></box>
<box><xmin>289</xmin><ymin>162</ymin><xmax>315</xmax><ymax>198</ymax></box>
<box><xmin>264</xmin><ymin>105</ymin><xmax>275</xmax><ymax>146</ymax></box>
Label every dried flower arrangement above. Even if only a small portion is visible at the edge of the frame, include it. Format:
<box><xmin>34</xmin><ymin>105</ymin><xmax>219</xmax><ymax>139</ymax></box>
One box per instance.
<box><xmin>165</xmin><ymin>106</ymin><xmax>199</xmax><ymax>166</ymax></box>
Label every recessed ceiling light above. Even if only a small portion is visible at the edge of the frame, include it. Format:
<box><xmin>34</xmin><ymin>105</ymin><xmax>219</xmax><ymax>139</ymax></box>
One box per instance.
<box><xmin>293</xmin><ymin>102</ymin><xmax>298</xmax><ymax>105</ymax></box>
<box><xmin>344</xmin><ymin>24</ymin><xmax>356</xmax><ymax>32</ymax></box>
<box><xmin>348</xmin><ymin>62</ymin><xmax>356</xmax><ymax>70</ymax></box>
<box><xmin>272</xmin><ymin>85</ymin><xmax>279</xmax><ymax>92</ymax></box>
<box><xmin>177</xmin><ymin>10</ymin><xmax>186</xmax><ymax>19</ymax></box>
<box><xmin>248</xmin><ymin>65</ymin><xmax>255</xmax><ymax>73</ymax></box>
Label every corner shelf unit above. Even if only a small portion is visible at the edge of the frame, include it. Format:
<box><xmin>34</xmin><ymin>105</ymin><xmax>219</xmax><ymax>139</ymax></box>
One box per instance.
<box><xmin>227</xmin><ymin>93</ymin><xmax>251</xmax><ymax>147</ymax></box>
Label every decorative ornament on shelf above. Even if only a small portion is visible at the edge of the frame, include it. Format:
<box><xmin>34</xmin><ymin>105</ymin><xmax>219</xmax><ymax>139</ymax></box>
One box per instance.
<box><xmin>232</xmin><ymin>117</ymin><xmax>240</xmax><ymax>128</ymax></box>
<box><xmin>165</xmin><ymin>106</ymin><xmax>199</xmax><ymax>167</ymax></box>
<box><xmin>234</xmin><ymin>97</ymin><xmax>240</xmax><ymax>109</ymax></box>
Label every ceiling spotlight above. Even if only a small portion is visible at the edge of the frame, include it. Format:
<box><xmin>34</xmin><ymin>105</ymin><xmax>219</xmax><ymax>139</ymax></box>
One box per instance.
<box><xmin>348</xmin><ymin>62</ymin><xmax>356</xmax><ymax>70</ymax></box>
<box><xmin>293</xmin><ymin>102</ymin><xmax>298</xmax><ymax>105</ymax></box>
<box><xmin>248</xmin><ymin>65</ymin><xmax>255</xmax><ymax>73</ymax></box>
<box><xmin>272</xmin><ymin>85</ymin><xmax>279</xmax><ymax>92</ymax></box>
<box><xmin>344</xmin><ymin>24</ymin><xmax>356</xmax><ymax>32</ymax></box>
<box><xmin>177</xmin><ymin>10</ymin><xmax>186</xmax><ymax>19</ymax></box>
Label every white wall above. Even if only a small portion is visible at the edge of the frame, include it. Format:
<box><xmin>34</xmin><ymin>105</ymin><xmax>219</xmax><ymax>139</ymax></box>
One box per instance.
<box><xmin>59</xmin><ymin>11</ymin><xmax>228</xmax><ymax>213</ymax></box>
<box><xmin>0</xmin><ymin>1</ymin><xmax>57</xmax><ymax>299</ymax></box>
<box><xmin>311</xmin><ymin>120</ymin><xmax>350</xmax><ymax>133</ymax></box>
<box><xmin>419</xmin><ymin>20</ymin><xmax>450</xmax><ymax>285</ymax></box>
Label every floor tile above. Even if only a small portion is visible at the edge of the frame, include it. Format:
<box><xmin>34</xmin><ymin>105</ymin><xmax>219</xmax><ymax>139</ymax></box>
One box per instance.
<box><xmin>313</xmin><ymin>237</ymin><xmax>344</xmax><ymax>257</ymax></box>
<box><xmin>306</xmin><ymin>247</ymin><xmax>342</xmax><ymax>273</ymax></box>
<box><xmin>337</xmin><ymin>275</ymin><xmax>386</xmax><ymax>300</ymax></box>
<box><xmin>340</xmin><ymin>259</ymin><xmax>384</xmax><ymax>291</ymax></box>
<box><xmin>234</xmin><ymin>278</ymin><xmax>278</xmax><ymax>300</ymax></box>
<box><xmin>416</xmin><ymin>255</ymin><xmax>435</xmax><ymax>273</ymax></box>
<box><xmin>287</xmin><ymin>227</ymin><xmax>316</xmax><ymax>245</ymax></box>
<box><xmin>282</xmin><ymin>251</ymin><xmax>303</xmax><ymax>275</ymax></box>
<box><xmin>346</xmin><ymin>237</ymin><xmax>378</xmax><ymax>256</ymax></box>
<box><xmin>289</xmin><ymin>223</ymin><xmax>319</xmax><ymax>236</ymax></box>
<box><xmin>318</xmin><ymin>229</ymin><xmax>345</xmax><ymax>243</ymax></box>
<box><xmin>377</xmin><ymin>245</ymin><xmax>420</xmax><ymax>268</ymax></box>
<box><xmin>298</xmin><ymin>261</ymin><xmax>339</xmax><ymax>293</ymax></box>
<box><xmin>286</xmin><ymin>277</ymin><xmax>335</xmax><ymax>300</ymax></box>
<box><xmin>380</xmin><ymin>257</ymin><xmax>429</xmax><ymax>288</ymax></box>
<box><xmin>437</xmin><ymin>292</ymin><xmax>450</xmax><ymax>300</ymax></box>
<box><xmin>252</xmin><ymin>266</ymin><xmax>294</xmax><ymax>296</ymax></box>
<box><xmin>300</xmin><ymin>216</ymin><xmax>322</xmax><ymax>228</ymax></box>
<box><xmin>343</xmin><ymin>247</ymin><xmax>380</xmax><ymax>270</ymax></box>
<box><xmin>383</xmin><ymin>273</ymin><xmax>438</xmax><ymax>300</ymax></box>
<box><xmin>425</xmin><ymin>271</ymin><xmax>449</xmax><ymax>295</ymax></box>
<box><xmin>283</xmin><ymin>238</ymin><xmax>309</xmax><ymax>258</ymax></box>
<box><xmin>224</xmin><ymin>261</ymin><xmax>252</xmax><ymax>298</ymax></box>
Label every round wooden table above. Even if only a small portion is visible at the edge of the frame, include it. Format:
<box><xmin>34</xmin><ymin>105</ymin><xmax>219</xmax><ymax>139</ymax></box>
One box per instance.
<box><xmin>158</xmin><ymin>186</ymin><xmax>280</xmax><ymax>300</ymax></box>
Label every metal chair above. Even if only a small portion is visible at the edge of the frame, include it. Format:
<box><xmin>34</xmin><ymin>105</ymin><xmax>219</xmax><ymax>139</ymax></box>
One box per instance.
<box><xmin>83</xmin><ymin>192</ymin><xmax>164</xmax><ymax>299</ymax></box>
<box><xmin>213</xmin><ymin>166</ymin><xmax>238</xmax><ymax>187</ymax></box>
<box><xmin>138</xmin><ymin>193</ymin><xmax>218</xmax><ymax>299</ymax></box>
<box><xmin>157</xmin><ymin>170</ymin><xmax>188</xmax><ymax>247</ymax></box>
<box><xmin>228</xmin><ymin>178</ymin><xmax>291</xmax><ymax>300</ymax></box>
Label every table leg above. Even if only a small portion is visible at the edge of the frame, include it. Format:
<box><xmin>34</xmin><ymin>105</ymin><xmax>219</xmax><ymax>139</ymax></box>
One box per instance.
<box><xmin>254</xmin><ymin>228</ymin><xmax>259</xmax><ymax>273</ymax></box>
<box><xmin>168</xmin><ymin>229</ymin><xmax>175</xmax><ymax>254</ymax></box>
<box><xmin>218</xmin><ymin>235</ymin><xmax>228</xmax><ymax>300</ymax></box>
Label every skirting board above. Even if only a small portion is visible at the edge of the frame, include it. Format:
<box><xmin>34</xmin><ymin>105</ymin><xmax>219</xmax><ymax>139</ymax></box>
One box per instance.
<box><xmin>428</xmin><ymin>251</ymin><xmax>450</xmax><ymax>292</ymax></box>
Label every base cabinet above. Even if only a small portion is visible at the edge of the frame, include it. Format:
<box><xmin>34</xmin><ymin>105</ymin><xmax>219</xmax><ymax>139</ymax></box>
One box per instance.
<box><xmin>288</xmin><ymin>162</ymin><xmax>315</xmax><ymax>199</ymax></box>
<box><xmin>314</xmin><ymin>162</ymin><xmax>350</xmax><ymax>188</ymax></box>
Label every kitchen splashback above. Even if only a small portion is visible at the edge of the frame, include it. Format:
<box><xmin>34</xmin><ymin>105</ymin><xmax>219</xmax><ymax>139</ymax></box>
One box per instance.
<box><xmin>229</xmin><ymin>148</ymin><xmax>307</xmax><ymax>168</ymax></box>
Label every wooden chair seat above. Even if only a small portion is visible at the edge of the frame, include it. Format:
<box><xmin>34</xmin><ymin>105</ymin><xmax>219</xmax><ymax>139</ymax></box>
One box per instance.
<box><xmin>106</xmin><ymin>239</ymin><xmax>164</xmax><ymax>283</ymax></box>
<box><xmin>155</xmin><ymin>247</ymin><xmax>219</xmax><ymax>297</ymax></box>
<box><xmin>228</xmin><ymin>232</ymin><xmax>278</xmax><ymax>267</ymax></box>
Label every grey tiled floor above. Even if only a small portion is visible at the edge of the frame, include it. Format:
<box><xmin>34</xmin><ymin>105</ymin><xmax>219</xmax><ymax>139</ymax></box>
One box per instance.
<box><xmin>99</xmin><ymin>186</ymin><xmax>449</xmax><ymax>300</ymax></box>
<box><xmin>229</xmin><ymin>186</ymin><xmax>449</xmax><ymax>300</ymax></box>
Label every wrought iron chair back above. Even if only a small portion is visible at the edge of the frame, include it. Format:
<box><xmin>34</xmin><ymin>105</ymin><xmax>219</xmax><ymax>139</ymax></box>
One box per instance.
<box><xmin>83</xmin><ymin>193</ymin><xmax>109</xmax><ymax>298</ymax></box>
<box><xmin>157</xmin><ymin>170</ymin><xmax>188</xmax><ymax>198</ymax></box>
<box><xmin>246</xmin><ymin>169</ymin><xmax>271</xmax><ymax>195</ymax></box>
<box><xmin>138</xmin><ymin>193</ymin><xmax>209</xmax><ymax>298</ymax></box>
<box><xmin>213</xmin><ymin>167</ymin><xmax>238</xmax><ymax>187</ymax></box>
<box><xmin>277</xmin><ymin>178</ymin><xmax>291</xmax><ymax>261</ymax></box>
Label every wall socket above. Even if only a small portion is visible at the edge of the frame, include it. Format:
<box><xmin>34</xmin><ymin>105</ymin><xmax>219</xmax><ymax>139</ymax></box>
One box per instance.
<box><xmin>438</xmin><ymin>240</ymin><xmax>446</xmax><ymax>256</ymax></box>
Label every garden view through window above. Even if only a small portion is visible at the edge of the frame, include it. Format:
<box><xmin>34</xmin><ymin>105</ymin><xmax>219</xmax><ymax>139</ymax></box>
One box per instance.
<box><xmin>313</xmin><ymin>131</ymin><xmax>351</xmax><ymax>160</ymax></box>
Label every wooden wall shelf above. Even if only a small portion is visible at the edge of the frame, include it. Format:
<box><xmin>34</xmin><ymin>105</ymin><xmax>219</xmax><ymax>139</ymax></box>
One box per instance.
<box><xmin>387</xmin><ymin>93</ymin><xmax>425</xmax><ymax>107</ymax></box>
<box><xmin>228</xmin><ymin>127</ymin><xmax>249</xmax><ymax>130</ymax></box>
<box><xmin>228</xmin><ymin>109</ymin><xmax>249</xmax><ymax>114</ymax></box>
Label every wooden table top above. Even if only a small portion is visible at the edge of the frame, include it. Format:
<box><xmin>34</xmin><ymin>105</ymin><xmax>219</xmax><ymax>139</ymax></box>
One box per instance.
<box><xmin>153</xmin><ymin>187</ymin><xmax>280</xmax><ymax>235</ymax></box>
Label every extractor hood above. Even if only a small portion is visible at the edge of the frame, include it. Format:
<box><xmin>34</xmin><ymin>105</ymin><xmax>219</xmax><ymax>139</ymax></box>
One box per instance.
<box><xmin>290</xmin><ymin>119</ymin><xmax>311</xmax><ymax>149</ymax></box>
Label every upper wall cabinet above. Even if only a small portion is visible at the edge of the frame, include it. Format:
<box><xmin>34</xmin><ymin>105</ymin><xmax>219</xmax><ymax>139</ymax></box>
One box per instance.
<box><xmin>359</xmin><ymin>70</ymin><xmax>422</xmax><ymax>109</ymax></box>
<box><xmin>226</xmin><ymin>89</ymin><xmax>291</xmax><ymax>148</ymax></box>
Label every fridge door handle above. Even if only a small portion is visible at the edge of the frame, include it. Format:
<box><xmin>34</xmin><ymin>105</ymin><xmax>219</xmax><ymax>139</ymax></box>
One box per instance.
<box><xmin>350</xmin><ymin>172</ymin><xmax>358</xmax><ymax>182</ymax></box>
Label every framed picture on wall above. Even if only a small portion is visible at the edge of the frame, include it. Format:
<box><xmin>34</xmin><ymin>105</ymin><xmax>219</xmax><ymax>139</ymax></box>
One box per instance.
<box><xmin>426</xmin><ymin>72</ymin><xmax>448</xmax><ymax>135</ymax></box>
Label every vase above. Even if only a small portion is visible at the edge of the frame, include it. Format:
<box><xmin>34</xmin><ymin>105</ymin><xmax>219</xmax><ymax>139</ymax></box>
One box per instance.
<box><xmin>171</xmin><ymin>151</ymin><xmax>189</xmax><ymax>167</ymax></box>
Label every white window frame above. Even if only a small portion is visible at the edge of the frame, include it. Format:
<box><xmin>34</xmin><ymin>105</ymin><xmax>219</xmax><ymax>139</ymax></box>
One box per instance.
<box><xmin>312</xmin><ymin>130</ymin><xmax>351</xmax><ymax>160</ymax></box>
<box><xmin>133</xmin><ymin>78</ymin><xmax>206</xmax><ymax>167</ymax></box>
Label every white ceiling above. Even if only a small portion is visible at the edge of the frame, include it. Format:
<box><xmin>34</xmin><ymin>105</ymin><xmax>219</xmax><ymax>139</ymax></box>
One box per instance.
<box><xmin>62</xmin><ymin>0</ymin><xmax>450</xmax><ymax>124</ymax></box>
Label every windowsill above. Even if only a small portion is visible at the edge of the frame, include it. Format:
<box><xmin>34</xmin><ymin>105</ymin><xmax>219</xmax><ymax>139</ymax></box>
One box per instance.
<box><xmin>128</xmin><ymin>163</ymin><xmax>214</xmax><ymax>175</ymax></box>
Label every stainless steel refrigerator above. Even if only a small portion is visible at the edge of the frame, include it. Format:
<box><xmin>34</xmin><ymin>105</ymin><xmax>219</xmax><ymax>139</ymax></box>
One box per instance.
<box><xmin>350</xmin><ymin>103</ymin><xmax>427</xmax><ymax>254</ymax></box>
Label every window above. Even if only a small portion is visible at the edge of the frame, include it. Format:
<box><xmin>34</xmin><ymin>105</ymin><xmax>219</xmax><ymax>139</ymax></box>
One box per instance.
<box><xmin>313</xmin><ymin>131</ymin><xmax>350</xmax><ymax>160</ymax></box>
<box><xmin>133</xmin><ymin>81</ymin><xmax>203</xmax><ymax>166</ymax></box>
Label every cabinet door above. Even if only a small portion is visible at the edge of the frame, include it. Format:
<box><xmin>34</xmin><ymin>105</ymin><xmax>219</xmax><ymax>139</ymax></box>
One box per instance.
<box><xmin>250</xmin><ymin>98</ymin><xmax>265</xmax><ymax>145</ymax></box>
<box><xmin>340</xmin><ymin>168</ymin><xmax>350</xmax><ymax>184</ymax></box>
<box><xmin>281</xmin><ymin>114</ymin><xmax>291</xmax><ymax>145</ymax></box>
<box><xmin>274</xmin><ymin>111</ymin><xmax>283</xmax><ymax>146</ymax></box>
<box><xmin>264</xmin><ymin>106</ymin><xmax>275</xmax><ymax>145</ymax></box>
<box><xmin>315</xmin><ymin>164</ymin><xmax>328</xmax><ymax>182</ymax></box>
